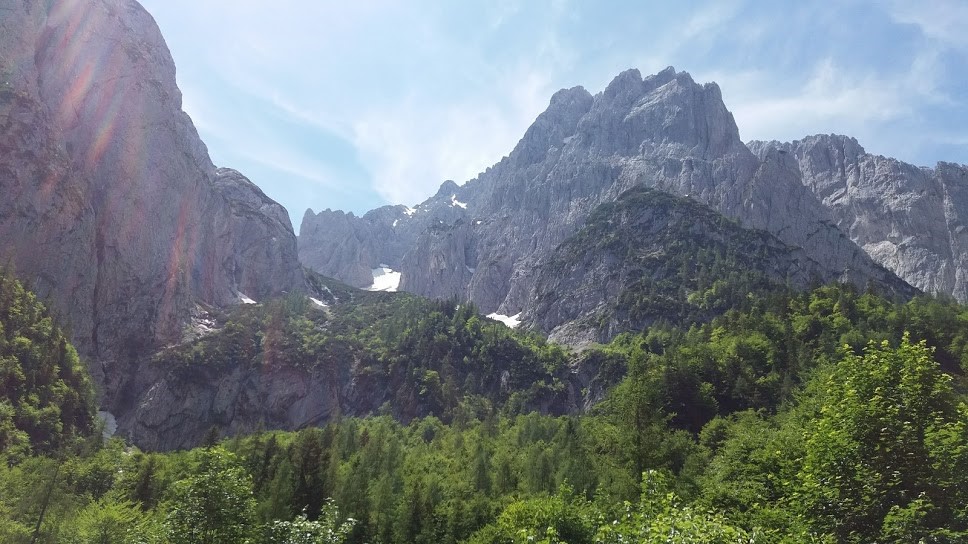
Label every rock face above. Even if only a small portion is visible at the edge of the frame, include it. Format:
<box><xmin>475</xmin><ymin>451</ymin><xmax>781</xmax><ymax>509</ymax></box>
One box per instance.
<box><xmin>520</xmin><ymin>187</ymin><xmax>902</xmax><ymax>345</ymax></box>
<box><xmin>205</xmin><ymin>167</ymin><xmax>304</xmax><ymax>303</ymax></box>
<box><xmin>127</xmin><ymin>357</ymin><xmax>355</xmax><ymax>451</ymax></box>
<box><xmin>300</xmin><ymin>68</ymin><xmax>918</xmax><ymax>324</ymax></box>
<box><xmin>298</xmin><ymin>180</ymin><xmax>471</xmax><ymax>288</ymax></box>
<box><xmin>749</xmin><ymin>136</ymin><xmax>968</xmax><ymax>301</ymax></box>
<box><xmin>0</xmin><ymin>0</ymin><xmax>303</xmax><ymax>418</ymax></box>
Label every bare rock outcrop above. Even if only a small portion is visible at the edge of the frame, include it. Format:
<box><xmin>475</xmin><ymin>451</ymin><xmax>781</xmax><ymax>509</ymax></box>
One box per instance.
<box><xmin>749</xmin><ymin>136</ymin><xmax>968</xmax><ymax>301</ymax></box>
<box><xmin>0</xmin><ymin>0</ymin><xmax>304</xmax><ymax>419</ymax></box>
<box><xmin>301</xmin><ymin>67</ymin><xmax>915</xmax><ymax>330</ymax></box>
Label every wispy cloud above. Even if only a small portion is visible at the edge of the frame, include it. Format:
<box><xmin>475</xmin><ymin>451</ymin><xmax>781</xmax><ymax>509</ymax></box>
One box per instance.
<box><xmin>142</xmin><ymin>0</ymin><xmax>968</xmax><ymax>220</ymax></box>
<box><xmin>887</xmin><ymin>0</ymin><xmax>968</xmax><ymax>48</ymax></box>
<box><xmin>351</xmin><ymin>64</ymin><xmax>554</xmax><ymax>204</ymax></box>
<box><xmin>168</xmin><ymin>0</ymin><xmax>571</xmax><ymax>206</ymax></box>
<box><xmin>715</xmin><ymin>53</ymin><xmax>944</xmax><ymax>143</ymax></box>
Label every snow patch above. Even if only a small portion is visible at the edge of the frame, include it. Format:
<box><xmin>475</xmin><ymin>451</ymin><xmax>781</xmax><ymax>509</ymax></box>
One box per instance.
<box><xmin>392</xmin><ymin>219</ymin><xmax>399</xmax><ymax>227</ymax></box>
<box><xmin>98</xmin><ymin>411</ymin><xmax>117</xmax><ymax>439</ymax></box>
<box><xmin>466</xmin><ymin>266</ymin><xmax>476</xmax><ymax>274</ymax></box>
<box><xmin>366</xmin><ymin>266</ymin><xmax>402</xmax><ymax>292</ymax></box>
<box><xmin>487</xmin><ymin>312</ymin><xmax>522</xmax><ymax>328</ymax></box>
<box><xmin>239</xmin><ymin>293</ymin><xmax>257</xmax><ymax>304</ymax></box>
<box><xmin>309</xmin><ymin>297</ymin><xmax>328</xmax><ymax>308</ymax></box>
<box><xmin>404</xmin><ymin>207</ymin><xmax>417</xmax><ymax>216</ymax></box>
<box><xmin>451</xmin><ymin>194</ymin><xmax>468</xmax><ymax>209</ymax></box>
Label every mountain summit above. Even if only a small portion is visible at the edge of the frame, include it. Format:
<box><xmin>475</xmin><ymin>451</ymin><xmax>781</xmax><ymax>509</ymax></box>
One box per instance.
<box><xmin>299</xmin><ymin>67</ymin><xmax>925</xmax><ymax>339</ymax></box>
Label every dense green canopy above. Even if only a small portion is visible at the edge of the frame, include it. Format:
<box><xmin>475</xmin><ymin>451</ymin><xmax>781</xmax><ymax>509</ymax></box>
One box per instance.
<box><xmin>0</xmin><ymin>269</ymin><xmax>95</xmax><ymax>462</ymax></box>
<box><xmin>2</xmin><ymin>273</ymin><xmax>968</xmax><ymax>543</ymax></box>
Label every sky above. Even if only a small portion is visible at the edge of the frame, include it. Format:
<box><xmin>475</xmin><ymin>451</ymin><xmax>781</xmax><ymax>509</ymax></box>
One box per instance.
<box><xmin>139</xmin><ymin>0</ymin><xmax>968</xmax><ymax>232</ymax></box>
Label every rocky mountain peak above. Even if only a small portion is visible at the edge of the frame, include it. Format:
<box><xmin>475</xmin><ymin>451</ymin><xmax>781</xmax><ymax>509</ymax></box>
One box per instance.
<box><xmin>750</xmin><ymin>135</ymin><xmax>968</xmax><ymax>300</ymax></box>
<box><xmin>548</xmin><ymin>85</ymin><xmax>592</xmax><ymax>108</ymax></box>
<box><xmin>510</xmin><ymin>85</ymin><xmax>593</xmax><ymax>168</ymax></box>
<box><xmin>644</xmin><ymin>65</ymin><xmax>680</xmax><ymax>87</ymax></box>
<box><xmin>301</xmin><ymin>66</ymin><xmax>918</xmax><ymax>321</ymax></box>
<box><xmin>602</xmin><ymin>67</ymin><xmax>645</xmax><ymax>101</ymax></box>
<box><xmin>435</xmin><ymin>179</ymin><xmax>461</xmax><ymax>197</ymax></box>
<box><xmin>577</xmin><ymin>66</ymin><xmax>744</xmax><ymax>159</ymax></box>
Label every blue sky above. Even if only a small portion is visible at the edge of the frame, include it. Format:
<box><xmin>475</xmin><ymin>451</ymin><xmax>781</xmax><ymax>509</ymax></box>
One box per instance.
<box><xmin>140</xmin><ymin>0</ymin><xmax>968</xmax><ymax>232</ymax></box>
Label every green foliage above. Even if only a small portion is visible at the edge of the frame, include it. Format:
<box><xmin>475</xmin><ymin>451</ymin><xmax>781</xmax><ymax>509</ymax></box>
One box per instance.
<box><xmin>67</xmin><ymin>498</ymin><xmax>160</xmax><ymax>544</ymax></box>
<box><xmin>799</xmin><ymin>336</ymin><xmax>968</xmax><ymax>542</ymax></box>
<box><xmin>261</xmin><ymin>499</ymin><xmax>355</xmax><ymax>544</ymax></box>
<box><xmin>163</xmin><ymin>447</ymin><xmax>257</xmax><ymax>543</ymax></box>
<box><xmin>0</xmin><ymin>268</ymin><xmax>96</xmax><ymax>460</ymax></box>
<box><xmin>2</xmin><ymin>270</ymin><xmax>968</xmax><ymax>543</ymax></box>
<box><xmin>594</xmin><ymin>470</ymin><xmax>757</xmax><ymax>544</ymax></box>
<box><xmin>465</xmin><ymin>485</ymin><xmax>598</xmax><ymax>544</ymax></box>
<box><xmin>467</xmin><ymin>472</ymin><xmax>758</xmax><ymax>544</ymax></box>
<box><xmin>154</xmin><ymin>288</ymin><xmax>571</xmax><ymax>423</ymax></box>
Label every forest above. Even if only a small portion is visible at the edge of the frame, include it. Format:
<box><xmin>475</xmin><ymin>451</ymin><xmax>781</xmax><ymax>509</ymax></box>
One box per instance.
<box><xmin>2</xmin><ymin>267</ymin><xmax>968</xmax><ymax>543</ymax></box>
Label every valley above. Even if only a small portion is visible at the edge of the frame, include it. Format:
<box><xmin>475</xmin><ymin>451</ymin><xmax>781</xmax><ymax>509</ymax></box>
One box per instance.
<box><xmin>1</xmin><ymin>0</ymin><xmax>967</xmax><ymax>542</ymax></box>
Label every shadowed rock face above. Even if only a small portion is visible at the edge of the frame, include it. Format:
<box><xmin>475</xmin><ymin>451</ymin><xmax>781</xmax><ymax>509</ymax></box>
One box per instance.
<box><xmin>520</xmin><ymin>187</ymin><xmax>882</xmax><ymax>346</ymax></box>
<box><xmin>0</xmin><ymin>0</ymin><xmax>303</xmax><ymax>416</ymax></box>
<box><xmin>300</xmin><ymin>67</ymin><xmax>918</xmax><ymax>329</ymax></box>
<box><xmin>749</xmin><ymin>136</ymin><xmax>968</xmax><ymax>301</ymax></box>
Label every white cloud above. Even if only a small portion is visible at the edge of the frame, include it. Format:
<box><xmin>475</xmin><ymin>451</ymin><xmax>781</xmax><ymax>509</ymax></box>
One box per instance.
<box><xmin>145</xmin><ymin>0</ymin><xmax>967</xmax><ymax>212</ymax></box>
<box><xmin>352</xmin><ymin>64</ymin><xmax>554</xmax><ymax>204</ymax></box>
<box><xmin>681</xmin><ymin>0</ymin><xmax>743</xmax><ymax>40</ymax></box>
<box><xmin>247</xmin><ymin>147</ymin><xmax>346</xmax><ymax>191</ymax></box>
<box><xmin>181</xmin><ymin>1</ymin><xmax>572</xmax><ymax>206</ymax></box>
<box><xmin>710</xmin><ymin>53</ymin><xmax>947</xmax><ymax>143</ymax></box>
<box><xmin>888</xmin><ymin>0</ymin><xmax>968</xmax><ymax>48</ymax></box>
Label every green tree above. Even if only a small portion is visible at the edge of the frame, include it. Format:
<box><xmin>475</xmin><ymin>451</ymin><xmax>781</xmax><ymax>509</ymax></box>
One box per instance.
<box><xmin>261</xmin><ymin>499</ymin><xmax>355</xmax><ymax>544</ymax></box>
<box><xmin>164</xmin><ymin>447</ymin><xmax>256</xmax><ymax>543</ymax></box>
<box><xmin>464</xmin><ymin>485</ymin><xmax>597</xmax><ymax>544</ymax></box>
<box><xmin>595</xmin><ymin>470</ymin><xmax>757</xmax><ymax>544</ymax></box>
<box><xmin>0</xmin><ymin>269</ymin><xmax>95</xmax><ymax>460</ymax></box>
<box><xmin>799</xmin><ymin>336</ymin><xmax>968</xmax><ymax>542</ymax></box>
<box><xmin>68</xmin><ymin>498</ymin><xmax>160</xmax><ymax>544</ymax></box>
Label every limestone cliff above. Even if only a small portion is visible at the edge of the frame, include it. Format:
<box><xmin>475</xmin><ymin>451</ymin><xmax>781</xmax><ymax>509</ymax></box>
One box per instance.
<box><xmin>300</xmin><ymin>68</ymin><xmax>916</xmax><ymax>325</ymax></box>
<box><xmin>0</xmin><ymin>0</ymin><xmax>304</xmax><ymax>418</ymax></box>
<box><xmin>749</xmin><ymin>136</ymin><xmax>968</xmax><ymax>301</ymax></box>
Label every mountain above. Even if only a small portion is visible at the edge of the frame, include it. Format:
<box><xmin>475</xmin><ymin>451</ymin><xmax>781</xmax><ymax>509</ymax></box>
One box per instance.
<box><xmin>299</xmin><ymin>68</ymin><xmax>921</xmax><ymax>331</ymax></box>
<box><xmin>748</xmin><ymin>135</ymin><xmax>968</xmax><ymax>301</ymax></box>
<box><xmin>517</xmin><ymin>186</ymin><xmax>874</xmax><ymax>345</ymax></box>
<box><xmin>0</xmin><ymin>0</ymin><xmax>303</xmax><ymax>419</ymax></box>
<box><xmin>123</xmin><ymin>274</ymin><xmax>595</xmax><ymax>451</ymax></box>
<box><xmin>0</xmin><ymin>1</ymin><xmax>956</xmax><ymax>451</ymax></box>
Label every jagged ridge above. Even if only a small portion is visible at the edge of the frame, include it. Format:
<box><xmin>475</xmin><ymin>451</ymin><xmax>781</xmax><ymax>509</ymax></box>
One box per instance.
<box><xmin>300</xmin><ymin>67</ymin><xmax>921</xmax><ymax>328</ymax></box>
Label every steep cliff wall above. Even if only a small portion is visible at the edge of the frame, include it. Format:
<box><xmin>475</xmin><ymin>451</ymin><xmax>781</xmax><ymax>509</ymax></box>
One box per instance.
<box><xmin>0</xmin><ymin>0</ymin><xmax>304</xmax><ymax>414</ymax></box>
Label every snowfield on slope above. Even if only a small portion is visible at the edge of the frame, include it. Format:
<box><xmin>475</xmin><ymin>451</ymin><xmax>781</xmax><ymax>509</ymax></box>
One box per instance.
<box><xmin>487</xmin><ymin>312</ymin><xmax>521</xmax><ymax>328</ymax></box>
<box><xmin>366</xmin><ymin>265</ymin><xmax>402</xmax><ymax>292</ymax></box>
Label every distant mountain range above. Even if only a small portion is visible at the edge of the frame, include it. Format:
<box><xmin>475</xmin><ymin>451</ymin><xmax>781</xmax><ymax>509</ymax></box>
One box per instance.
<box><xmin>2</xmin><ymin>0</ymin><xmax>965</xmax><ymax>448</ymax></box>
<box><xmin>299</xmin><ymin>67</ymin><xmax>967</xmax><ymax>327</ymax></box>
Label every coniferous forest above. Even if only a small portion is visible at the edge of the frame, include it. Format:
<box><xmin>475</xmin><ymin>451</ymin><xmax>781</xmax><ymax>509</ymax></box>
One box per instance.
<box><xmin>2</xmin><ymin>266</ymin><xmax>968</xmax><ymax>543</ymax></box>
